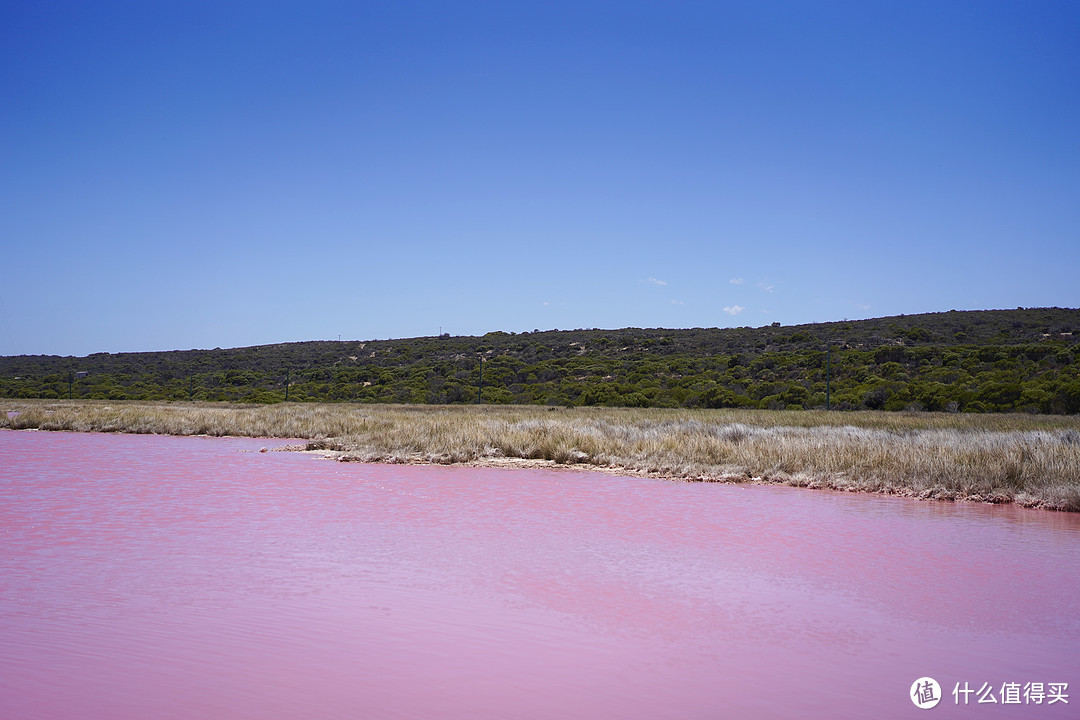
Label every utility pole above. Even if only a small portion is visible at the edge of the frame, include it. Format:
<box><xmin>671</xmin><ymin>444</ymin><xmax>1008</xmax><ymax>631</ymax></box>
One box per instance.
<box><xmin>284</xmin><ymin>368</ymin><xmax>290</xmax><ymax>402</ymax></box>
<box><xmin>477</xmin><ymin>356</ymin><xmax>484</xmax><ymax>404</ymax></box>
<box><xmin>826</xmin><ymin>345</ymin><xmax>831</xmax><ymax>411</ymax></box>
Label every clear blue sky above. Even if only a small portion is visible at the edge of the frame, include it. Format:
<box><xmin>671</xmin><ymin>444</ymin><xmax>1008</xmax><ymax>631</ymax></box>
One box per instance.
<box><xmin>2</xmin><ymin>1</ymin><xmax>1078</xmax><ymax>357</ymax></box>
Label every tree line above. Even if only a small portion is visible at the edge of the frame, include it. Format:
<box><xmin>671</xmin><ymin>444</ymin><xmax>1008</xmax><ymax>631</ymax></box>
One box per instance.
<box><xmin>2</xmin><ymin>308</ymin><xmax>1078</xmax><ymax>414</ymax></box>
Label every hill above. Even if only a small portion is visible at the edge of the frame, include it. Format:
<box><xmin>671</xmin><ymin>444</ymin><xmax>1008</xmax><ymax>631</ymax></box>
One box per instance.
<box><xmin>2</xmin><ymin>307</ymin><xmax>1079</xmax><ymax>414</ymax></box>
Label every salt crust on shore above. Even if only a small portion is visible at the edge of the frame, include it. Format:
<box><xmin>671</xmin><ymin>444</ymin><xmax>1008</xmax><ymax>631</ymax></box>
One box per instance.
<box><xmin>278</xmin><ymin>446</ymin><xmax>1025</xmax><ymax>506</ymax></box>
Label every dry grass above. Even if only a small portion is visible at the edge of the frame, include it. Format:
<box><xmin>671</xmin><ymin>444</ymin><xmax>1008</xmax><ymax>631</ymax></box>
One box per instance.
<box><xmin>4</xmin><ymin>399</ymin><xmax>1080</xmax><ymax>511</ymax></box>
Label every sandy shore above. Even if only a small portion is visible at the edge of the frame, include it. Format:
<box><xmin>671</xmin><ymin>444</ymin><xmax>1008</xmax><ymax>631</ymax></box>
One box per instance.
<box><xmin>281</xmin><ymin>444</ymin><xmax>1043</xmax><ymax>507</ymax></box>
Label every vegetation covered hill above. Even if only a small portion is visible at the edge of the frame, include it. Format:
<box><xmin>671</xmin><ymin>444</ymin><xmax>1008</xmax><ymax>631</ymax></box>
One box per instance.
<box><xmin>2</xmin><ymin>308</ymin><xmax>1079</xmax><ymax>414</ymax></box>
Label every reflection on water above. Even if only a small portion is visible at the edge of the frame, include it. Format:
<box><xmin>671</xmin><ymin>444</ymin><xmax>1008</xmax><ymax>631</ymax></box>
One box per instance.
<box><xmin>1</xmin><ymin>429</ymin><xmax>1077</xmax><ymax>719</ymax></box>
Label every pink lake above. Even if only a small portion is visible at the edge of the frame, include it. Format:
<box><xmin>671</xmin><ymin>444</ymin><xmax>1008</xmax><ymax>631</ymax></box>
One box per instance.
<box><xmin>1</xmin><ymin>429</ymin><xmax>1077</xmax><ymax>719</ymax></box>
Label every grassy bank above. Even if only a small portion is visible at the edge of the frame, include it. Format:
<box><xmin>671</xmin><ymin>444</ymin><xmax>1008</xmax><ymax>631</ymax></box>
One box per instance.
<box><xmin>4</xmin><ymin>399</ymin><xmax>1080</xmax><ymax>511</ymax></box>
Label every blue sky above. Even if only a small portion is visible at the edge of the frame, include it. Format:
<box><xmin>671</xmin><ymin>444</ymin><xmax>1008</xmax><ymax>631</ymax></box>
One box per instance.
<box><xmin>2</xmin><ymin>1</ymin><xmax>1078</xmax><ymax>356</ymax></box>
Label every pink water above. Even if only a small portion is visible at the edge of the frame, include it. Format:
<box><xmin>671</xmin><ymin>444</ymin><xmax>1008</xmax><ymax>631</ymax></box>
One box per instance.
<box><xmin>1</xmin><ymin>430</ymin><xmax>1077</xmax><ymax>719</ymax></box>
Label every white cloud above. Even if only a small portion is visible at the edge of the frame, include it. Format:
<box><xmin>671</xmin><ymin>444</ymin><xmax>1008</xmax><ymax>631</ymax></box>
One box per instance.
<box><xmin>729</xmin><ymin>277</ymin><xmax>744</xmax><ymax>285</ymax></box>
<box><xmin>756</xmin><ymin>281</ymin><xmax>775</xmax><ymax>293</ymax></box>
<box><xmin>644</xmin><ymin>277</ymin><xmax>667</xmax><ymax>286</ymax></box>
<box><xmin>542</xmin><ymin>301</ymin><xmax>550</xmax><ymax>306</ymax></box>
<box><xmin>670</xmin><ymin>300</ymin><xmax>685</xmax><ymax>305</ymax></box>
<box><xmin>723</xmin><ymin>305</ymin><xmax>745</xmax><ymax>316</ymax></box>
<box><xmin>855</xmin><ymin>303</ymin><xmax>871</xmax><ymax>311</ymax></box>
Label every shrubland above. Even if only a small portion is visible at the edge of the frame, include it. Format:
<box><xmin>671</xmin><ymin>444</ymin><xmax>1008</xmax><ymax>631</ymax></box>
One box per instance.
<box><xmin>2</xmin><ymin>308</ymin><xmax>1079</xmax><ymax>414</ymax></box>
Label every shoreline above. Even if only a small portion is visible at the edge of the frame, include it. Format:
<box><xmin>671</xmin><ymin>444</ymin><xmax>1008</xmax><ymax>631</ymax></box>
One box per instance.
<box><xmin>291</xmin><ymin>445</ymin><xmax>1031</xmax><ymax>508</ymax></box>
<box><xmin>4</xmin><ymin>399</ymin><xmax>1079</xmax><ymax>512</ymax></box>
